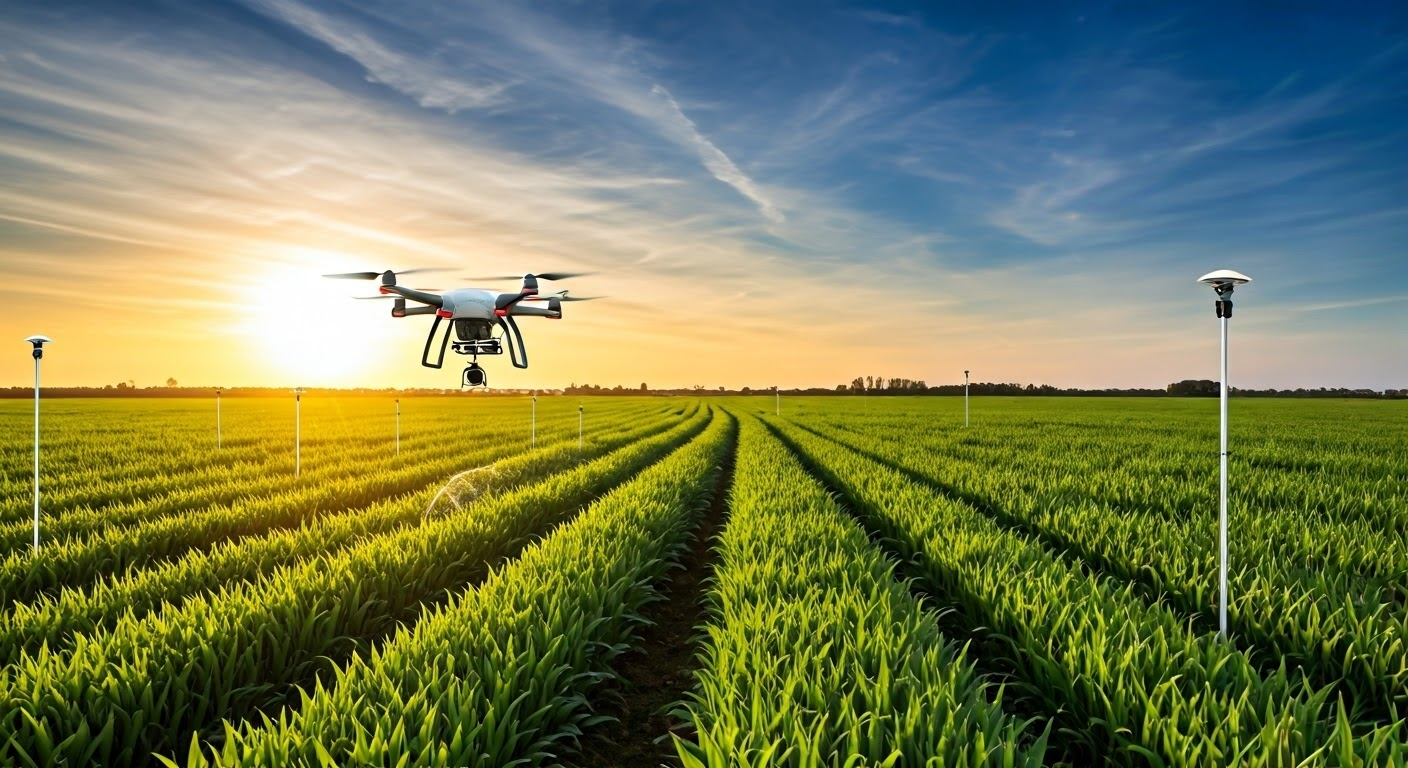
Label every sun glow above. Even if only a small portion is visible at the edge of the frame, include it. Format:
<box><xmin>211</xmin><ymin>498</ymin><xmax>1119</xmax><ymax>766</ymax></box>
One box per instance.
<box><xmin>234</xmin><ymin>249</ymin><xmax>403</xmax><ymax>385</ymax></box>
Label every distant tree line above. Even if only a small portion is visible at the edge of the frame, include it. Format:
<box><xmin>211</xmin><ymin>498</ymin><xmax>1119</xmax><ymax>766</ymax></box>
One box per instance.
<box><xmin>2</xmin><ymin>380</ymin><xmax>1403</xmax><ymax>399</ymax></box>
<box><xmin>1166</xmin><ymin>379</ymin><xmax>1404</xmax><ymax>398</ymax></box>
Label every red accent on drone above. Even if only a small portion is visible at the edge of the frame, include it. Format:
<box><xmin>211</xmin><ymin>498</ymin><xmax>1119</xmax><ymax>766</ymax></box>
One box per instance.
<box><xmin>436</xmin><ymin>308</ymin><xmax>452</xmax><ymax>318</ymax></box>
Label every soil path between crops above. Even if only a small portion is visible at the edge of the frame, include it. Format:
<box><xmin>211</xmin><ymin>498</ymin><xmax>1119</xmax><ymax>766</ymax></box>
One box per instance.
<box><xmin>566</xmin><ymin>417</ymin><xmax>737</xmax><ymax>768</ymax></box>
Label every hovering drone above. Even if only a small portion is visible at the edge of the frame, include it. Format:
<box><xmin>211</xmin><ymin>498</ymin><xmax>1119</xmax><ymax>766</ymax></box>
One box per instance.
<box><xmin>324</xmin><ymin>269</ymin><xmax>598</xmax><ymax>387</ymax></box>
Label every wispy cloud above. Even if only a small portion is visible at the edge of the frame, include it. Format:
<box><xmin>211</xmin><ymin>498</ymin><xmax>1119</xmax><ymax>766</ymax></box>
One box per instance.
<box><xmin>647</xmin><ymin>84</ymin><xmax>783</xmax><ymax>224</ymax></box>
<box><xmin>240</xmin><ymin>0</ymin><xmax>512</xmax><ymax>112</ymax></box>
<box><xmin>417</xmin><ymin>2</ymin><xmax>787</xmax><ymax>225</ymax></box>
<box><xmin>1301</xmin><ymin>295</ymin><xmax>1408</xmax><ymax>312</ymax></box>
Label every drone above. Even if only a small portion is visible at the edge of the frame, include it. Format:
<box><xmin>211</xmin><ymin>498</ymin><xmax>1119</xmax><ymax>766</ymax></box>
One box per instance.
<box><xmin>324</xmin><ymin>269</ymin><xmax>599</xmax><ymax>388</ymax></box>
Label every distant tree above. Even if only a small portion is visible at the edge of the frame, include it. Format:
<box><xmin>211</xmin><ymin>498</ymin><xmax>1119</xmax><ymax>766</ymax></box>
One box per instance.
<box><xmin>1167</xmin><ymin>379</ymin><xmax>1219</xmax><ymax>396</ymax></box>
<box><xmin>116</xmin><ymin>382</ymin><xmax>128</xmax><ymax>390</ymax></box>
<box><xmin>640</xmin><ymin>382</ymin><xmax>648</xmax><ymax>391</ymax></box>
<box><xmin>166</xmin><ymin>377</ymin><xmax>178</xmax><ymax>387</ymax></box>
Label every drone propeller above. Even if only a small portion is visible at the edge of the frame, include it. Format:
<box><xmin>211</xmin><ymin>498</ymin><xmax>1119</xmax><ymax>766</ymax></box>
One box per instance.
<box><xmin>462</xmin><ymin>271</ymin><xmax>593</xmax><ymax>282</ymax></box>
<box><xmin>323</xmin><ymin>268</ymin><xmax>450</xmax><ymax>280</ymax></box>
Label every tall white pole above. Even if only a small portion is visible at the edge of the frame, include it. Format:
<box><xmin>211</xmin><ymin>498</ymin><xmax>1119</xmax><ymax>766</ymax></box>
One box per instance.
<box><xmin>395</xmin><ymin>398</ymin><xmax>400</xmax><ymax>456</ymax></box>
<box><xmin>216</xmin><ymin>389</ymin><xmax>222</xmax><ymax>450</ymax></box>
<box><xmin>775</xmin><ymin>386</ymin><xmax>779</xmax><ymax>416</ymax></box>
<box><xmin>578</xmin><ymin>403</ymin><xmax>583</xmax><ymax>455</ymax></box>
<box><xmin>295</xmin><ymin>388</ymin><xmax>303</xmax><ymax>477</ymax></box>
<box><xmin>1219</xmin><ymin>315</ymin><xmax>1229</xmax><ymax>638</ymax></box>
<box><xmin>1198</xmin><ymin>268</ymin><xmax>1249</xmax><ymax>641</ymax></box>
<box><xmin>964</xmin><ymin>370</ymin><xmax>970</xmax><ymax>428</ymax></box>
<box><xmin>32</xmin><ymin>353</ymin><xmax>40</xmax><ymax>554</ymax></box>
<box><xmin>531</xmin><ymin>392</ymin><xmax>537</xmax><ymax>448</ymax></box>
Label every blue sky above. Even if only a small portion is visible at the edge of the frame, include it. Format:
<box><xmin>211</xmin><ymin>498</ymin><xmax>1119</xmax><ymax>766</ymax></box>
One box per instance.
<box><xmin>0</xmin><ymin>0</ymin><xmax>1404</xmax><ymax>389</ymax></box>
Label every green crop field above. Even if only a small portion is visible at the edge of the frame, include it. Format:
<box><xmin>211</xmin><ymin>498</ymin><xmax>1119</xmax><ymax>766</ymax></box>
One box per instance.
<box><xmin>0</xmin><ymin>395</ymin><xmax>1404</xmax><ymax>766</ymax></box>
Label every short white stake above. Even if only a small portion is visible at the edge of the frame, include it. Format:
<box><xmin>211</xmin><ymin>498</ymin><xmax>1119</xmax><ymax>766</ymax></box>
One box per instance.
<box><xmin>294</xmin><ymin>387</ymin><xmax>305</xmax><ymax>477</ymax></box>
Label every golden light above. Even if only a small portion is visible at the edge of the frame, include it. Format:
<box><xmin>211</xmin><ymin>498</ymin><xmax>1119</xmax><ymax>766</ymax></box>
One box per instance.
<box><xmin>232</xmin><ymin>248</ymin><xmax>404</xmax><ymax>385</ymax></box>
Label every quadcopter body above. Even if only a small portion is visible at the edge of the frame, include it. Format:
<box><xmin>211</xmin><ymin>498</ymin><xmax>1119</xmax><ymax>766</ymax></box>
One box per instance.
<box><xmin>324</xmin><ymin>269</ymin><xmax>597</xmax><ymax>388</ymax></box>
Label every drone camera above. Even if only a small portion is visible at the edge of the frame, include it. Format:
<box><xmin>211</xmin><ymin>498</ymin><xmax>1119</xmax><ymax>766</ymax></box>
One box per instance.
<box><xmin>463</xmin><ymin>362</ymin><xmax>488</xmax><ymax>388</ymax></box>
<box><xmin>454</xmin><ymin>318</ymin><xmax>493</xmax><ymax>341</ymax></box>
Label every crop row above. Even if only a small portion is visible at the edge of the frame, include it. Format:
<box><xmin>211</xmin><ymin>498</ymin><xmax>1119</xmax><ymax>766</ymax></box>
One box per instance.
<box><xmin>0</xmin><ymin>398</ymin><xmax>664</xmax><ymax>502</ymax></box>
<box><xmin>0</xmin><ymin>403</ymin><xmax>684</xmax><ymax>604</ymax></box>
<box><xmin>796</xmin><ymin>416</ymin><xmax>1408</xmax><ymax>724</ymax></box>
<box><xmin>772</xmin><ymin>419</ymin><xmax>1408</xmax><ymax>766</ymax></box>
<box><xmin>0</xmin><ymin>405</ymin><xmax>694</xmax><ymax>667</ymax></box>
<box><xmin>1</xmin><ymin>416</ymin><xmax>551</xmax><ymax>546</ymax></box>
<box><xmin>0</xmin><ymin>406</ymin><xmax>716</xmax><ymax>766</ymax></box>
<box><xmin>830</xmin><ymin>404</ymin><xmax>1405</xmax><ymax>529</ymax></box>
<box><xmin>675</xmin><ymin>414</ymin><xmax>1045</xmax><ymax>766</ymax></box>
<box><xmin>180</xmin><ymin>408</ymin><xmax>735</xmax><ymax>766</ymax></box>
<box><xmin>0</xmin><ymin>399</ymin><xmax>418</xmax><ymax>484</ymax></box>
<box><xmin>0</xmin><ymin>400</ymin><xmax>667</xmax><ymax>525</ymax></box>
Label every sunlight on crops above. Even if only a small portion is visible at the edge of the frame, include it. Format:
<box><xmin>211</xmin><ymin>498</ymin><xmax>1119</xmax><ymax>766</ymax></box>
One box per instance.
<box><xmin>0</xmin><ymin>395</ymin><xmax>1403</xmax><ymax>766</ymax></box>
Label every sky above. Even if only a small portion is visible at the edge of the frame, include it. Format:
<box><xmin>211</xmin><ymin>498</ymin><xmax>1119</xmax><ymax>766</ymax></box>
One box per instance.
<box><xmin>0</xmin><ymin>0</ymin><xmax>1404</xmax><ymax>391</ymax></box>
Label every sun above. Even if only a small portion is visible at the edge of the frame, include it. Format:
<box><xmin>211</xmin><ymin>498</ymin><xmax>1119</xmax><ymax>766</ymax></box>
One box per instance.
<box><xmin>234</xmin><ymin>249</ymin><xmax>400</xmax><ymax>385</ymax></box>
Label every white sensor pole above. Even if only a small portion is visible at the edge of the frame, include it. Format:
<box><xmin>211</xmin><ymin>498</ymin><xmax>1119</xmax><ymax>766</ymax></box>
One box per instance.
<box><xmin>1198</xmin><ymin>269</ymin><xmax>1251</xmax><ymax>639</ymax></box>
<box><xmin>216</xmin><ymin>389</ymin><xmax>222</xmax><ymax>450</ymax></box>
<box><xmin>294</xmin><ymin>387</ymin><xmax>305</xmax><ymax>477</ymax></box>
<box><xmin>395</xmin><ymin>398</ymin><xmax>400</xmax><ymax>456</ymax></box>
<box><xmin>1218</xmin><ymin>314</ymin><xmax>1229</xmax><ymax>636</ymax></box>
<box><xmin>531</xmin><ymin>392</ymin><xmax>537</xmax><ymax>448</ymax></box>
<box><xmin>964</xmin><ymin>370</ymin><xmax>970</xmax><ymax>428</ymax></box>
<box><xmin>775</xmin><ymin>386</ymin><xmax>779</xmax><ymax>416</ymax></box>
<box><xmin>25</xmin><ymin>336</ymin><xmax>50</xmax><ymax>554</ymax></box>
<box><xmin>578</xmin><ymin>403</ymin><xmax>583</xmax><ymax>455</ymax></box>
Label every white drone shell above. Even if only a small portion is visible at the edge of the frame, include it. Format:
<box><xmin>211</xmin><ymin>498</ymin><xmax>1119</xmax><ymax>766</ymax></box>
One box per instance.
<box><xmin>1198</xmin><ymin>269</ymin><xmax>1251</xmax><ymax>287</ymax></box>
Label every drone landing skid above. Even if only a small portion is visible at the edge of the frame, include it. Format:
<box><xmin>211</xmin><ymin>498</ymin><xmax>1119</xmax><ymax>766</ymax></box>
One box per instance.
<box><xmin>421</xmin><ymin>315</ymin><xmax>529</xmax><ymax>380</ymax></box>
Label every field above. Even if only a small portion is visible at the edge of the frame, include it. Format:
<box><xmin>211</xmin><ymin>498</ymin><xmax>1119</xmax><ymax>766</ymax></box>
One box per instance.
<box><xmin>0</xmin><ymin>395</ymin><xmax>1404</xmax><ymax>767</ymax></box>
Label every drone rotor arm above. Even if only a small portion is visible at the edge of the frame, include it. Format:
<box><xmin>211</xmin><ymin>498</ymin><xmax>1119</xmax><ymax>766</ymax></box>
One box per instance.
<box><xmin>379</xmin><ymin>285</ymin><xmax>444</xmax><ymax>307</ymax></box>
<box><xmin>505</xmin><ymin>303</ymin><xmax>557</xmax><ymax>318</ymax></box>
